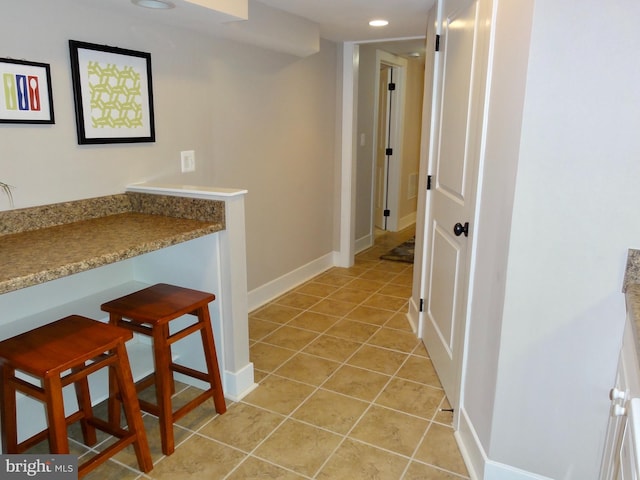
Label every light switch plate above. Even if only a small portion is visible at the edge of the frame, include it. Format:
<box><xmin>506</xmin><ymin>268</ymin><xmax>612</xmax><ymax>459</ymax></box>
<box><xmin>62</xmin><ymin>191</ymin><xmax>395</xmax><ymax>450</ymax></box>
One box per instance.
<box><xmin>180</xmin><ymin>150</ymin><xmax>195</xmax><ymax>172</ymax></box>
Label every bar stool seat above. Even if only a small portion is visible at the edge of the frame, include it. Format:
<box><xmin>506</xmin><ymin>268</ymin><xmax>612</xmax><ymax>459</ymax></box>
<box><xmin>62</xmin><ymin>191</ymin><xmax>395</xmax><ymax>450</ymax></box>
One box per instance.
<box><xmin>0</xmin><ymin>315</ymin><xmax>153</xmax><ymax>477</ymax></box>
<box><xmin>101</xmin><ymin>283</ymin><xmax>226</xmax><ymax>456</ymax></box>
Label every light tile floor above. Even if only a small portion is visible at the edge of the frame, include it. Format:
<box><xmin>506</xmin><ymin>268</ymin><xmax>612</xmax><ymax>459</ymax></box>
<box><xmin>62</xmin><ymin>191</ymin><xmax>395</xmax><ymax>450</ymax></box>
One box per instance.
<box><xmin>31</xmin><ymin>227</ymin><xmax>470</xmax><ymax>479</ymax></box>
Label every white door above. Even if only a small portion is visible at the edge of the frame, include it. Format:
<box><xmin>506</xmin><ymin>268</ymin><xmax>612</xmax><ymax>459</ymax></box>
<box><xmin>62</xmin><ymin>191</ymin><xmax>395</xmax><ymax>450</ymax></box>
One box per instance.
<box><xmin>420</xmin><ymin>0</ymin><xmax>482</xmax><ymax>408</ymax></box>
<box><xmin>372</xmin><ymin>51</ymin><xmax>407</xmax><ymax>234</ymax></box>
<box><xmin>375</xmin><ymin>65</ymin><xmax>392</xmax><ymax>230</ymax></box>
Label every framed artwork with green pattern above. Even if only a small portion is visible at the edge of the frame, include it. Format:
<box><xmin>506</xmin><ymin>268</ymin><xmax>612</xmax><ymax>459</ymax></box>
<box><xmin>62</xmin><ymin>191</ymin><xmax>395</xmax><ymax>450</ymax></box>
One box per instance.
<box><xmin>69</xmin><ymin>40</ymin><xmax>155</xmax><ymax>144</ymax></box>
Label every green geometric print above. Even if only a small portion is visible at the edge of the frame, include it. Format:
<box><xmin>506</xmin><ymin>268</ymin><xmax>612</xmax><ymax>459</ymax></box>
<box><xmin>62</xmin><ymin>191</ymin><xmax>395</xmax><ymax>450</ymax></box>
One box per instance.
<box><xmin>87</xmin><ymin>61</ymin><xmax>143</xmax><ymax>129</ymax></box>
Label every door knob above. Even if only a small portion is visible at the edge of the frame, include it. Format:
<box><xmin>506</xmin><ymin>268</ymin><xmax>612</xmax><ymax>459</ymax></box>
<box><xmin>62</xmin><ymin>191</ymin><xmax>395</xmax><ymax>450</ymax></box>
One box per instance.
<box><xmin>453</xmin><ymin>222</ymin><xmax>469</xmax><ymax>237</ymax></box>
<box><xmin>611</xmin><ymin>388</ymin><xmax>627</xmax><ymax>402</ymax></box>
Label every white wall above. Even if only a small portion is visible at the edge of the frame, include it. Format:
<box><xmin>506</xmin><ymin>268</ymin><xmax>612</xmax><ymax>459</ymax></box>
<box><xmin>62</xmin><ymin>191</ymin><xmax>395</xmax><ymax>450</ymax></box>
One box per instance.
<box><xmin>0</xmin><ymin>0</ymin><xmax>338</xmax><ymax>293</ymax></box>
<box><xmin>492</xmin><ymin>0</ymin><xmax>640</xmax><ymax>476</ymax></box>
<box><xmin>462</xmin><ymin>0</ymin><xmax>640</xmax><ymax>478</ymax></box>
<box><xmin>462</xmin><ymin>0</ymin><xmax>534</xmax><ymax>462</ymax></box>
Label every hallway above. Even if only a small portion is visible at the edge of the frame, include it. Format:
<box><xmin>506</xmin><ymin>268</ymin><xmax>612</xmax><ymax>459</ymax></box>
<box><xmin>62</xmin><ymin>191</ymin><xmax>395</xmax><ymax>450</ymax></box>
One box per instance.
<box><xmin>240</xmin><ymin>226</ymin><xmax>470</xmax><ymax>478</ymax></box>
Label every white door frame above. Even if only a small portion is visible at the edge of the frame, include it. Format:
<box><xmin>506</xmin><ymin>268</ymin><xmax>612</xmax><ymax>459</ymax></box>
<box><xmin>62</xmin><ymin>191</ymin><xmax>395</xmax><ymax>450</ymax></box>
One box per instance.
<box><xmin>336</xmin><ymin>42</ymin><xmax>358</xmax><ymax>268</ymax></box>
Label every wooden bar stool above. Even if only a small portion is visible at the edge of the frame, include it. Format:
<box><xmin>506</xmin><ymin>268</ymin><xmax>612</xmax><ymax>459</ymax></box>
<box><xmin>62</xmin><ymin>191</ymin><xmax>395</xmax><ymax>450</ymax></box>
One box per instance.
<box><xmin>0</xmin><ymin>315</ymin><xmax>153</xmax><ymax>477</ymax></box>
<box><xmin>101</xmin><ymin>283</ymin><xmax>226</xmax><ymax>456</ymax></box>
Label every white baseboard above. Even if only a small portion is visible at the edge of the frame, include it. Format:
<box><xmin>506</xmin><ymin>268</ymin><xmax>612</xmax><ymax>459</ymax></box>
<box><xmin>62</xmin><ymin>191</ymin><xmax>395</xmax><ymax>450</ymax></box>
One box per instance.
<box><xmin>456</xmin><ymin>407</ymin><xmax>487</xmax><ymax>480</ymax></box>
<box><xmin>457</xmin><ymin>407</ymin><xmax>554</xmax><ymax>480</ymax></box>
<box><xmin>382</xmin><ymin>216</ymin><xmax>415</xmax><ymax>233</ymax></box>
<box><xmin>355</xmin><ymin>233</ymin><xmax>373</xmax><ymax>254</ymax></box>
<box><xmin>398</xmin><ymin>213</ymin><xmax>416</xmax><ymax>231</ymax></box>
<box><xmin>223</xmin><ymin>362</ymin><xmax>258</xmax><ymax>401</ymax></box>
<box><xmin>248</xmin><ymin>252</ymin><xmax>336</xmax><ymax>312</ymax></box>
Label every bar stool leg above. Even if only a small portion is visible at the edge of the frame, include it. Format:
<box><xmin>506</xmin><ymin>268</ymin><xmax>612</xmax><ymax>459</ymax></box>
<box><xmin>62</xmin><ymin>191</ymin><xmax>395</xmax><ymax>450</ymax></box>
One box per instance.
<box><xmin>0</xmin><ymin>362</ymin><xmax>18</xmax><ymax>453</ymax></box>
<box><xmin>168</xmin><ymin>339</ymin><xmax>176</xmax><ymax>396</ymax></box>
<box><xmin>43</xmin><ymin>376</ymin><xmax>70</xmax><ymax>454</ymax></box>
<box><xmin>73</xmin><ymin>366</ymin><xmax>97</xmax><ymax>446</ymax></box>
<box><xmin>107</xmin><ymin>370</ymin><xmax>121</xmax><ymax>429</ymax></box>
<box><xmin>107</xmin><ymin>316</ymin><xmax>123</xmax><ymax>430</ymax></box>
<box><xmin>154</xmin><ymin>323</ymin><xmax>175</xmax><ymax>456</ymax></box>
<box><xmin>197</xmin><ymin>307</ymin><xmax>226</xmax><ymax>414</ymax></box>
<box><xmin>112</xmin><ymin>342</ymin><xmax>153</xmax><ymax>473</ymax></box>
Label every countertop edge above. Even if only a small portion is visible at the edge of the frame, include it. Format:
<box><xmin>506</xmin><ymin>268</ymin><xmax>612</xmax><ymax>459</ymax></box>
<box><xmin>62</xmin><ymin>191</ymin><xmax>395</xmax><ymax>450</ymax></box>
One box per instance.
<box><xmin>127</xmin><ymin>183</ymin><xmax>248</xmax><ymax>198</ymax></box>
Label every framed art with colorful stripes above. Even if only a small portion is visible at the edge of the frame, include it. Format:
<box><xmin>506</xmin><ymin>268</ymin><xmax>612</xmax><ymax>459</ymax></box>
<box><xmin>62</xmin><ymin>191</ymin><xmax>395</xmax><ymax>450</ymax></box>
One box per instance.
<box><xmin>0</xmin><ymin>58</ymin><xmax>54</xmax><ymax>124</ymax></box>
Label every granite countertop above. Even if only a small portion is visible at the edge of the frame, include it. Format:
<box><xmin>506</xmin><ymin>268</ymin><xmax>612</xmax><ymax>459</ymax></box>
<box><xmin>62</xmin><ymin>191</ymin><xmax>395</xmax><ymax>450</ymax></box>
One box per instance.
<box><xmin>0</xmin><ymin>192</ymin><xmax>225</xmax><ymax>294</ymax></box>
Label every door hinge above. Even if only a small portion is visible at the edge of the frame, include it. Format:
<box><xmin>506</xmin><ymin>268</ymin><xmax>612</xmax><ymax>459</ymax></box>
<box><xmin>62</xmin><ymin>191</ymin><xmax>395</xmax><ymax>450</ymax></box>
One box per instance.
<box><xmin>427</xmin><ymin>175</ymin><xmax>432</xmax><ymax>190</ymax></box>
<box><xmin>419</xmin><ymin>298</ymin><xmax>424</xmax><ymax>312</ymax></box>
<box><xmin>385</xmin><ymin>147</ymin><xmax>393</xmax><ymax>156</ymax></box>
<box><xmin>383</xmin><ymin>209</ymin><xmax>390</xmax><ymax>217</ymax></box>
<box><xmin>388</xmin><ymin>82</ymin><xmax>396</xmax><ymax>91</ymax></box>
<box><xmin>435</xmin><ymin>34</ymin><xmax>440</xmax><ymax>52</ymax></box>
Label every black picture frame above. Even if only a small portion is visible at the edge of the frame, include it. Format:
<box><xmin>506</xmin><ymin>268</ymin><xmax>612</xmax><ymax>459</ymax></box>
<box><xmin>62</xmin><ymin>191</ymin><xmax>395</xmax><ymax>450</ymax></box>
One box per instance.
<box><xmin>69</xmin><ymin>40</ymin><xmax>155</xmax><ymax>144</ymax></box>
<box><xmin>0</xmin><ymin>58</ymin><xmax>54</xmax><ymax>124</ymax></box>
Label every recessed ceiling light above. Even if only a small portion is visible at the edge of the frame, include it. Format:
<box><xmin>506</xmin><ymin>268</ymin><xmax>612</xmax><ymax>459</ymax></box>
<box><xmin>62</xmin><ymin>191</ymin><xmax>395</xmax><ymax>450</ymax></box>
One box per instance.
<box><xmin>131</xmin><ymin>0</ymin><xmax>175</xmax><ymax>9</ymax></box>
<box><xmin>369</xmin><ymin>19</ymin><xmax>389</xmax><ymax>27</ymax></box>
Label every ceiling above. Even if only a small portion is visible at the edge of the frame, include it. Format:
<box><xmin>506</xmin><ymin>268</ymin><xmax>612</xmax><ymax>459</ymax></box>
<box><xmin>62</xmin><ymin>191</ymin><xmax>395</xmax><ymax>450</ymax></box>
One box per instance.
<box><xmin>79</xmin><ymin>0</ymin><xmax>433</xmax><ymax>58</ymax></box>
<box><xmin>256</xmin><ymin>0</ymin><xmax>435</xmax><ymax>42</ymax></box>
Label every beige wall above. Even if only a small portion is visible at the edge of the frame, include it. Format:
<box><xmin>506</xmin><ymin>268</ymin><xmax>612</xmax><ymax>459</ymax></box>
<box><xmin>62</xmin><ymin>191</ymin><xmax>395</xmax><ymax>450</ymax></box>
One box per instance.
<box><xmin>0</xmin><ymin>0</ymin><xmax>338</xmax><ymax>292</ymax></box>
<box><xmin>355</xmin><ymin>44</ymin><xmax>377</xmax><ymax>243</ymax></box>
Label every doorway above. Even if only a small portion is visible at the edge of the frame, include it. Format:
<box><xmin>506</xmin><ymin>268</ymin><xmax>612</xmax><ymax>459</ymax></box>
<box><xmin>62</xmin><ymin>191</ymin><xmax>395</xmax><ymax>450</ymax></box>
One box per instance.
<box><xmin>351</xmin><ymin>40</ymin><xmax>425</xmax><ymax>256</ymax></box>
<box><xmin>374</xmin><ymin>54</ymin><xmax>405</xmax><ymax>233</ymax></box>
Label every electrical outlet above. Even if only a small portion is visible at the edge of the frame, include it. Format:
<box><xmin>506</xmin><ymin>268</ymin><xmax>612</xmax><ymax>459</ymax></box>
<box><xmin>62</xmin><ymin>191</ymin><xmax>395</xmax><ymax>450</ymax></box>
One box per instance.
<box><xmin>180</xmin><ymin>150</ymin><xmax>195</xmax><ymax>172</ymax></box>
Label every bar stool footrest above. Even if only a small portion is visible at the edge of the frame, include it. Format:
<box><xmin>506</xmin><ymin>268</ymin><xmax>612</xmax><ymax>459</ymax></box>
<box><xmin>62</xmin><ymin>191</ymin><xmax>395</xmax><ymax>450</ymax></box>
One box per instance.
<box><xmin>78</xmin><ymin>430</ymin><xmax>139</xmax><ymax>478</ymax></box>
<box><xmin>170</xmin><ymin>363</ymin><xmax>209</xmax><ymax>383</ymax></box>
<box><xmin>88</xmin><ymin>417</ymin><xmax>134</xmax><ymax>439</ymax></box>
<box><xmin>173</xmin><ymin>389</ymin><xmax>216</xmax><ymax>422</ymax></box>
